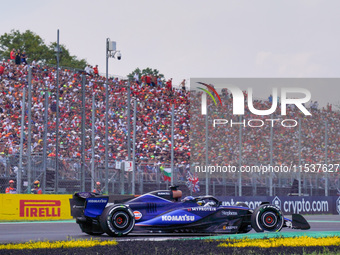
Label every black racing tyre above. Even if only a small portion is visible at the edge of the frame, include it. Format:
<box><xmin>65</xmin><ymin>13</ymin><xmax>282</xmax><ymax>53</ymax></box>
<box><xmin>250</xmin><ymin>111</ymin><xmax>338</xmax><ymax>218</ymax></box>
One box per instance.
<box><xmin>251</xmin><ymin>204</ymin><xmax>284</xmax><ymax>232</ymax></box>
<box><xmin>100</xmin><ymin>205</ymin><xmax>135</xmax><ymax>237</ymax></box>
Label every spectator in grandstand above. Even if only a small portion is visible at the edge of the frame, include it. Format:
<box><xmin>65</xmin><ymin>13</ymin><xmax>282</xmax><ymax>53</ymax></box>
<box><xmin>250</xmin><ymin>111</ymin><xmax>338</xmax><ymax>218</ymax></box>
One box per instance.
<box><xmin>166</xmin><ymin>78</ymin><xmax>172</xmax><ymax>90</ymax></box>
<box><xmin>50</xmin><ymin>100</ymin><xmax>57</xmax><ymax>115</ymax></box>
<box><xmin>157</xmin><ymin>75</ymin><xmax>163</xmax><ymax>87</ymax></box>
<box><xmin>113</xmin><ymin>77</ymin><xmax>119</xmax><ymax>85</ymax></box>
<box><xmin>134</xmin><ymin>73</ymin><xmax>139</xmax><ymax>84</ymax></box>
<box><xmin>15</xmin><ymin>50</ymin><xmax>21</xmax><ymax>65</ymax></box>
<box><xmin>93</xmin><ymin>181</ymin><xmax>102</xmax><ymax>194</ymax></box>
<box><xmin>327</xmin><ymin>103</ymin><xmax>332</xmax><ymax>112</ymax></box>
<box><xmin>311</xmin><ymin>101</ymin><xmax>319</xmax><ymax>111</ymax></box>
<box><xmin>180</xmin><ymin>79</ymin><xmax>186</xmax><ymax>92</ymax></box>
<box><xmin>5</xmin><ymin>180</ymin><xmax>17</xmax><ymax>194</ymax></box>
<box><xmin>93</xmin><ymin>65</ymin><xmax>99</xmax><ymax>77</ymax></box>
<box><xmin>21</xmin><ymin>51</ymin><xmax>28</xmax><ymax>65</ymax></box>
<box><xmin>84</xmin><ymin>65</ymin><xmax>93</xmax><ymax>76</ymax></box>
<box><xmin>145</xmin><ymin>74</ymin><xmax>151</xmax><ymax>86</ymax></box>
<box><xmin>10</xmin><ymin>49</ymin><xmax>16</xmax><ymax>62</ymax></box>
<box><xmin>268</xmin><ymin>94</ymin><xmax>272</xmax><ymax>103</ymax></box>
<box><xmin>31</xmin><ymin>180</ymin><xmax>42</xmax><ymax>194</ymax></box>
<box><xmin>0</xmin><ymin>64</ymin><xmax>4</xmax><ymax>76</ymax></box>
<box><xmin>31</xmin><ymin>59</ymin><xmax>37</xmax><ymax>67</ymax></box>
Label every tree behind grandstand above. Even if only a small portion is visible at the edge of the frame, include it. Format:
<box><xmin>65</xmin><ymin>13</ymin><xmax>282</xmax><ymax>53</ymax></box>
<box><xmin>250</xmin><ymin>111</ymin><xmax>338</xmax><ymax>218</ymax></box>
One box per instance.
<box><xmin>128</xmin><ymin>67</ymin><xmax>164</xmax><ymax>81</ymax></box>
<box><xmin>0</xmin><ymin>29</ymin><xmax>87</xmax><ymax>69</ymax></box>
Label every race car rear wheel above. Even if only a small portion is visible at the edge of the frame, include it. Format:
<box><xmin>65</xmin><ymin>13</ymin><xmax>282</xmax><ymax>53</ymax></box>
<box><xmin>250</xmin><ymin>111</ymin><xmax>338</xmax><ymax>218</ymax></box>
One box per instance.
<box><xmin>100</xmin><ymin>205</ymin><xmax>135</xmax><ymax>237</ymax></box>
<box><xmin>251</xmin><ymin>204</ymin><xmax>284</xmax><ymax>232</ymax></box>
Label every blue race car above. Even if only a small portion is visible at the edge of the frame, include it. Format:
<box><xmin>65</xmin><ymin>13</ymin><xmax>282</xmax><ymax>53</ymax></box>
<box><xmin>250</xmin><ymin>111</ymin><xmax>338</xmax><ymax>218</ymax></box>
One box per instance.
<box><xmin>70</xmin><ymin>186</ymin><xmax>310</xmax><ymax>237</ymax></box>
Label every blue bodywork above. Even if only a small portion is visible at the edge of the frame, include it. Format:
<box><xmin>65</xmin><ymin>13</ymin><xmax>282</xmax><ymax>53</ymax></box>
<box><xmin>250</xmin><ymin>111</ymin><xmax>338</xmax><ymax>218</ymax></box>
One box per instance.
<box><xmin>72</xmin><ymin>188</ymin><xmax>310</xmax><ymax>235</ymax></box>
<box><xmin>82</xmin><ymin>191</ymin><xmax>252</xmax><ymax>234</ymax></box>
<box><xmin>84</xmin><ymin>197</ymin><xmax>109</xmax><ymax>218</ymax></box>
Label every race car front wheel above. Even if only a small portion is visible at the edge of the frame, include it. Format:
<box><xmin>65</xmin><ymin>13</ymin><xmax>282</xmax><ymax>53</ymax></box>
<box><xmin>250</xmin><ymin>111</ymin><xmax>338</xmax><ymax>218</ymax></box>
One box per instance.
<box><xmin>251</xmin><ymin>204</ymin><xmax>284</xmax><ymax>232</ymax></box>
<box><xmin>100</xmin><ymin>205</ymin><xmax>135</xmax><ymax>237</ymax></box>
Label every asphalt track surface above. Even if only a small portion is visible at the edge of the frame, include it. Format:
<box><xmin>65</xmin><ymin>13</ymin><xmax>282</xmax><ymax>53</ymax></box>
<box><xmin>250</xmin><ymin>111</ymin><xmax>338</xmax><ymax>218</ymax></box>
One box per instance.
<box><xmin>0</xmin><ymin>215</ymin><xmax>339</xmax><ymax>244</ymax></box>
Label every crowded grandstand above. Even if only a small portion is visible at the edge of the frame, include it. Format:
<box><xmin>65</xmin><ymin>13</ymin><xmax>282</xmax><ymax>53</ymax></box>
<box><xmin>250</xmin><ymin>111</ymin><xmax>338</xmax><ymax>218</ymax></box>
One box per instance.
<box><xmin>0</xmin><ymin>56</ymin><xmax>339</xmax><ymax>195</ymax></box>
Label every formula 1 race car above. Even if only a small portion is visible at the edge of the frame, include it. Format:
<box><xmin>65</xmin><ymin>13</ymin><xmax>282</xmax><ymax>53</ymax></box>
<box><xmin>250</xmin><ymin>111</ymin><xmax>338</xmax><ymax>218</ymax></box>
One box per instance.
<box><xmin>70</xmin><ymin>186</ymin><xmax>310</xmax><ymax>237</ymax></box>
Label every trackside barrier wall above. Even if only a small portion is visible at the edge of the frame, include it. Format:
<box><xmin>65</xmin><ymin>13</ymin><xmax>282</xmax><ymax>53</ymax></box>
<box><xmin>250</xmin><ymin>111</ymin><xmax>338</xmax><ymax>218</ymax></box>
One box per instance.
<box><xmin>1</xmin><ymin>195</ymin><xmax>339</xmax><ymax>221</ymax></box>
<box><xmin>217</xmin><ymin>196</ymin><xmax>340</xmax><ymax>215</ymax></box>
<box><xmin>0</xmin><ymin>194</ymin><xmax>73</xmax><ymax>221</ymax></box>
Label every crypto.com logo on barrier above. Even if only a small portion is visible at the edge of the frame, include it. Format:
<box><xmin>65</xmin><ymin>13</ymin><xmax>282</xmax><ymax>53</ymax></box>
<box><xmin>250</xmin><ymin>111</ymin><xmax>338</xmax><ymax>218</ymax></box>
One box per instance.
<box><xmin>193</xmin><ymin>78</ymin><xmax>313</xmax><ymax>128</ymax></box>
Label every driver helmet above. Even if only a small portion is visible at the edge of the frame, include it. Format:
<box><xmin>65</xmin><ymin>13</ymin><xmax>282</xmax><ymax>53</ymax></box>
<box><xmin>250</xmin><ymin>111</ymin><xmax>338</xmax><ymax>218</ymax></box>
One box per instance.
<box><xmin>197</xmin><ymin>200</ymin><xmax>205</xmax><ymax>206</ymax></box>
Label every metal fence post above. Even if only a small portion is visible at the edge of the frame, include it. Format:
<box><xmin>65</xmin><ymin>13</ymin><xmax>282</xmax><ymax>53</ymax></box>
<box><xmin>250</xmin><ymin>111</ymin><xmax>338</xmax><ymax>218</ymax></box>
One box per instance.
<box><xmin>112</xmin><ymin>181</ymin><xmax>115</xmax><ymax>194</ymax></box>
<box><xmin>18</xmin><ymin>87</ymin><xmax>26</xmax><ymax>193</ymax></box>
<box><xmin>55</xmin><ymin>29</ymin><xmax>60</xmax><ymax>194</ymax></box>
<box><xmin>105</xmin><ymin>39</ymin><xmax>109</xmax><ymax>196</ymax></box>
<box><xmin>91</xmin><ymin>93</ymin><xmax>95</xmax><ymax>192</ymax></box>
<box><xmin>156</xmin><ymin>166</ymin><xmax>160</xmax><ymax>190</ymax></box>
<box><xmin>205</xmin><ymin>108</ymin><xmax>209</xmax><ymax>195</ymax></box>
<box><xmin>120</xmin><ymin>163</ymin><xmax>125</xmax><ymax>195</ymax></box>
<box><xmin>127</xmin><ymin>81</ymin><xmax>131</xmax><ymax>161</ymax></box>
<box><xmin>139</xmin><ymin>171</ymin><xmax>143</xmax><ymax>194</ymax></box>
<box><xmin>213</xmin><ymin>181</ymin><xmax>215</xmax><ymax>196</ymax></box>
<box><xmin>298</xmin><ymin>118</ymin><xmax>302</xmax><ymax>196</ymax></box>
<box><xmin>42</xmin><ymin>89</ymin><xmax>49</xmax><ymax>193</ymax></box>
<box><xmin>132</xmin><ymin>99</ymin><xmax>137</xmax><ymax>195</ymax></box>
<box><xmin>171</xmin><ymin>104</ymin><xmax>174</xmax><ymax>186</ymax></box>
<box><xmin>27</xmin><ymin>67</ymin><xmax>32</xmax><ymax>193</ymax></box>
<box><xmin>81</xmin><ymin>75</ymin><xmax>86</xmax><ymax>192</ymax></box>
<box><xmin>269</xmin><ymin>114</ymin><xmax>274</xmax><ymax>196</ymax></box>
<box><xmin>238</xmin><ymin>116</ymin><xmax>243</xmax><ymax>196</ymax></box>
